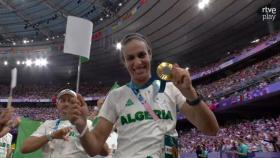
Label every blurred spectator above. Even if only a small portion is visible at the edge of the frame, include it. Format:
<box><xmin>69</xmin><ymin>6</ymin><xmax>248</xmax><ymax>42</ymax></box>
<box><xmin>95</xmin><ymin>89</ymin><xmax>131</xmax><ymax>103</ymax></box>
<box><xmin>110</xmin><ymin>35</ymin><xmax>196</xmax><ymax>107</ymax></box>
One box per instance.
<box><xmin>235</xmin><ymin>138</ymin><xmax>249</xmax><ymax>158</ymax></box>
<box><xmin>0</xmin><ymin>83</ymin><xmax>109</xmax><ymax>99</ymax></box>
<box><xmin>196</xmin><ymin>53</ymin><xmax>280</xmax><ymax>105</ymax></box>
<box><xmin>179</xmin><ymin>116</ymin><xmax>280</xmax><ymax>154</ymax></box>
<box><xmin>264</xmin><ymin>134</ymin><xmax>280</xmax><ymax>152</ymax></box>
<box><xmin>191</xmin><ymin>31</ymin><xmax>280</xmax><ymax>78</ymax></box>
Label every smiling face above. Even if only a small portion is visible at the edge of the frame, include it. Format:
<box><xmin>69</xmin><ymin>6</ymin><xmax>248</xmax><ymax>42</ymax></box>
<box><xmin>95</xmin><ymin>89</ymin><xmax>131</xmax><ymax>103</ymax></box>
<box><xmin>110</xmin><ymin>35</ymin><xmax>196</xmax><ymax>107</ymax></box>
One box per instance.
<box><xmin>121</xmin><ymin>39</ymin><xmax>152</xmax><ymax>85</ymax></box>
<box><xmin>56</xmin><ymin>94</ymin><xmax>74</xmax><ymax>119</ymax></box>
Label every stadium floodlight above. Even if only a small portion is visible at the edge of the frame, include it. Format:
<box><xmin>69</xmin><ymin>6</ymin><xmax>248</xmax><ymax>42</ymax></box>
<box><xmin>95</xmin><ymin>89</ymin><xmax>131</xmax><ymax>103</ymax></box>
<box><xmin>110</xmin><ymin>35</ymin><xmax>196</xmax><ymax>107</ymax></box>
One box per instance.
<box><xmin>22</xmin><ymin>39</ymin><xmax>29</xmax><ymax>44</ymax></box>
<box><xmin>25</xmin><ymin>59</ymin><xmax>32</xmax><ymax>66</ymax></box>
<box><xmin>198</xmin><ymin>0</ymin><xmax>210</xmax><ymax>10</ymax></box>
<box><xmin>4</xmin><ymin>61</ymin><xmax>8</xmax><ymax>66</ymax></box>
<box><xmin>198</xmin><ymin>2</ymin><xmax>205</xmax><ymax>9</ymax></box>
<box><xmin>17</xmin><ymin>61</ymin><xmax>20</xmax><ymax>65</ymax></box>
<box><xmin>41</xmin><ymin>58</ymin><xmax>48</xmax><ymax>66</ymax></box>
<box><xmin>34</xmin><ymin>58</ymin><xmax>48</xmax><ymax>67</ymax></box>
<box><xmin>34</xmin><ymin>59</ymin><xmax>41</xmax><ymax>66</ymax></box>
<box><xmin>116</xmin><ymin>42</ymin><xmax>122</xmax><ymax>50</ymax></box>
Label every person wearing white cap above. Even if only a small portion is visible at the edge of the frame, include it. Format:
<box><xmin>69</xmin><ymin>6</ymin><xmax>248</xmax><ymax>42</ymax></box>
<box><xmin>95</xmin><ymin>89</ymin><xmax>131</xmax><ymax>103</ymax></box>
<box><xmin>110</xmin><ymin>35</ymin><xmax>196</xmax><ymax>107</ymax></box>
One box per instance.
<box><xmin>21</xmin><ymin>89</ymin><xmax>109</xmax><ymax>158</ymax></box>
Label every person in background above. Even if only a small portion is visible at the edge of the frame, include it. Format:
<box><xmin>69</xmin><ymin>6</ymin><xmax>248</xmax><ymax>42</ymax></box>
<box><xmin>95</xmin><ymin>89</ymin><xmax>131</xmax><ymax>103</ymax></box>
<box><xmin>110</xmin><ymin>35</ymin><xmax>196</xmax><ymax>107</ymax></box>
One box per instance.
<box><xmin>200</xmin><ymin>145</ymin><xmax>208</xmax><ymax>158</ymax></box>
<box><xmin>235</xmin><ymin>138</ymin><xmax>249</xmax><ymax>158</ymax></box>
<box><xmin>264</xmin><ymin>133</ymin><xmax>280</xmax><ymax>152</ymax></box>
<box><xmin>21</xmin><ymin>89</ymin><xmax>109</xmax><ymax>158</ymax></box>
<box><xmin>196</xmin><ymin>145</ymin><xmax>203</xmax><ymax>158</ymax></box>
<box><xmin>0</xmin><ymin>132</ymin><xmax>12</xmax><ymax>158</ymax></box>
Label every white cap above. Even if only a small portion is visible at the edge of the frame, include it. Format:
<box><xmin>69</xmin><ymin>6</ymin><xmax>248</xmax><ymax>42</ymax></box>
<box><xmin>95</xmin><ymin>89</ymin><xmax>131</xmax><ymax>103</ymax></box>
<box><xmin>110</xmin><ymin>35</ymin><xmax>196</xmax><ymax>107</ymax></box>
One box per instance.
<box><xmin>57</xmin><ymin>89</ymin><xmax>77</xmax><ymax>100</ymax></box>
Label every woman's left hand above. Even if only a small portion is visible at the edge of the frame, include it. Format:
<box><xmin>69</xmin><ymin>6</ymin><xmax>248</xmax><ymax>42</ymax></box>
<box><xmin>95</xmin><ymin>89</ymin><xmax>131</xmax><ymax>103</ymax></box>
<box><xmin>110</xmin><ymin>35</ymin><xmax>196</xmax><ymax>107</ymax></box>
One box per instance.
<box><xmin>171</xmin><ymin>63</ymin><xmax>197</xmax><ymax>100</ymax></box>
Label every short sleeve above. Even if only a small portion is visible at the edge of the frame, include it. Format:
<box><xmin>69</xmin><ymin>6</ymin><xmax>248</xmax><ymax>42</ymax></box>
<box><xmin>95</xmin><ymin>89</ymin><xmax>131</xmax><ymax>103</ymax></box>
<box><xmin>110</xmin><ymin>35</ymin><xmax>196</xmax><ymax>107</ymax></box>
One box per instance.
<box><xmin>98</xmin><ymin>90</ymin><xmax>119</xmax><ymax>124</ymax></box>
<box><xmin>168</xmin><ymin>83</ymin><xmax>186</xmax><ymax>110</ymax></box>
<box><xmin>31</xmin><ymin>121</ymin><xmax>50</xmax><ymax>137</ymax></box>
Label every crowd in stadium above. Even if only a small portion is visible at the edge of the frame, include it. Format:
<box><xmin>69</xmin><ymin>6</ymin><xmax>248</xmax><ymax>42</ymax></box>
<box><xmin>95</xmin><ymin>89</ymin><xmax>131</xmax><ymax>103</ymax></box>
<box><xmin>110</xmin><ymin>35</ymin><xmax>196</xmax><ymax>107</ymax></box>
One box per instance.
<box><xmin>0</xmin><ymin>83</ymin><xmax>109</xmax><ymax>99</ymax></box>
<box><xmin>197</xmin><ymin>53</ymin><xmax>280</xmax><ymax>103</ymax></box>
<box><xmin>0</xmin><ymin>52</ymin><xmax>279</xmax><ymax>114</ymax></box>
<box><xmin>0</xmin><ymin>41</ymin><xmax>279</xmax><ymax>158</ymax></box>
<box><xmin>3</xmin><ymin>108</ymin><xmax>279</xmax><ymax>154</ymax></box>
<box><xmin>1</xmin><ymin>1</ymin><xmax>280</xmax><ymax>158</ymax></box>
<box><xmin>14</xmin><ymin>107</ymin><xmax>58</xmax><ymax>121</ymax></box>
<box><xmin>0</xmin><ymin>53</ymin><xmax>279</xmax><ymax>102</ymax></box>
<box><xmin>190</xmin><ymin>31</ymin><xmax>280</xmax><ymax>77</ymax></box>
<box><xmin>0</xmin><ymin>30</ymin><xmax>279</xmax><ymax>155</ymax></box>
<box><xmin>179</xmin><ymin>116</ymin><xmax>280</xmax><ymax>154</ymax></box>
<box><xmin>0</xmin><ymin>31</ymin><xmax>279</xmax><ymax>105</ymax></box>
<box><xmin>0</xmin><ymin>106</ymin><xmax>97</xmax><ymax>121</ymax></box>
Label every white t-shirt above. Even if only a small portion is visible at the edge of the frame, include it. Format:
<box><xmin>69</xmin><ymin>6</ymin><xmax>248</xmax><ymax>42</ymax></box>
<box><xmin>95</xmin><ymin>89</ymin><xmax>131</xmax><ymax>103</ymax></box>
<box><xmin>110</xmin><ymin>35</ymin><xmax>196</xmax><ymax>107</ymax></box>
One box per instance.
<box><xmin>99</xmin><ymin>82</ymin><xmax>185</xmax><ymax>158</ymax></box>
<box><xmin>31</xmin><ymin>119</ymin><xmax>93</xmax><ymax>158</ymax></box>
<box><xmin>0</xmin><ymin>133</ymin><xmax>12</xmax><ymax>158</ymax></box>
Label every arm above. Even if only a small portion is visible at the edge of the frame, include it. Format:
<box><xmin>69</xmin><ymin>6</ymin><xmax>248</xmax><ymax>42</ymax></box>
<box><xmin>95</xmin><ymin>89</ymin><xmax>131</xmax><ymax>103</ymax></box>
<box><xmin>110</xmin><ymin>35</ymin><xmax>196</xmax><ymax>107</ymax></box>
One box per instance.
<box><xmin>6</xmin><ymin>148</ymin><xmax>12</xmax><ymax>158</ymax></box>
<box><xmin>21</xmin><ymin>127</ymin><xmax>71</xmax><ymax>153</ymax></box>
<box><xmin>67</xmin><ymin>94</ymin><xmax>113</xmax><ymax>156</ymax></box>
<box><xmin>179</xmin><ymin>87</ymin><xmax>219</xmax><ymax>136</ymax></box>
<box><xmin>172</xmin><ymin>64</ymin><xmax>219</xmax><ymax>136</ymax></box>
<box><xmin>21</xmin><ymin>136</ymin><xmax>49</xmax><ymax>153</ymax></box>
<box><xmin>76</xmin><ymin>117</ymin><xmax>113</xmax><ymax>156</ymax></box>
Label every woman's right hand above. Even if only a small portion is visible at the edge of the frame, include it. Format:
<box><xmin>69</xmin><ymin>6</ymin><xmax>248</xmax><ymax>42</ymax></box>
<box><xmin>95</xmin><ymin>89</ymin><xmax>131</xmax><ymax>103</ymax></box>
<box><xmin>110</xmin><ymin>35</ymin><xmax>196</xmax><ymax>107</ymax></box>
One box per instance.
<box><xmin>67</xmin><ymin>94</ymin><xmax>89</xmax><ymax>133</ymax></box>
<box><xmin>51</xmin><ymin>127</ymin><xmax>72</xmax><ymax>141</ymax></box>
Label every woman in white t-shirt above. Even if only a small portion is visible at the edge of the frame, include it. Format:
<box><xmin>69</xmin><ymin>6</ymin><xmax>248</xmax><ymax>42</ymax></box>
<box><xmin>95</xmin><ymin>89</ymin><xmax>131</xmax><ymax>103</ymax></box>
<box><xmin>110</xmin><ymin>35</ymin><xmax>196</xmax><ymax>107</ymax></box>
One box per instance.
<box><xmin>67</xmin><ymin>33</ymin><xmax>219</xmax><ymax>158</ymax></box>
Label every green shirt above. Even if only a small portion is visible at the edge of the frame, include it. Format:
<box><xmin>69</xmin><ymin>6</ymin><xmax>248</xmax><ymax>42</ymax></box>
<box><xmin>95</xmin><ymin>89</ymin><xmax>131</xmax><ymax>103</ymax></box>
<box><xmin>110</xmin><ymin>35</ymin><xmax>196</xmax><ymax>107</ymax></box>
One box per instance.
<box><xmin>238</xmin><ymin>144</ymin><xmax>248</xmax><ymax>158</ymax></box>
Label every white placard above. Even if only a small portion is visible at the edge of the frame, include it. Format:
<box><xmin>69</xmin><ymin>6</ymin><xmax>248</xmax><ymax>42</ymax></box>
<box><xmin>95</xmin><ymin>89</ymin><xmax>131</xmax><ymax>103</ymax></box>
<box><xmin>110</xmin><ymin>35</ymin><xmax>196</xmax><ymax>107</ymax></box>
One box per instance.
<box><xmin>63</xmin><ymin>16</ymin><xmax>93</xmax><ymax>59</ymax></box>
<box><xmin>11</xmin><ymin>68</ymin><xmax>17</xmax><ymax>89</ymax></box>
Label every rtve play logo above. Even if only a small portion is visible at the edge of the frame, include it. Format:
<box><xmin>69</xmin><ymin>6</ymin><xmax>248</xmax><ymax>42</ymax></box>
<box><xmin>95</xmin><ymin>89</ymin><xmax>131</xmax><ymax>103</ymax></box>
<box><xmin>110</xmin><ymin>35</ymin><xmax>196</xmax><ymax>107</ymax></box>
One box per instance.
<box><xmin>262</xmin><ymin>6</ymin><xmax>277</xmax><ymax>21</ymax></box>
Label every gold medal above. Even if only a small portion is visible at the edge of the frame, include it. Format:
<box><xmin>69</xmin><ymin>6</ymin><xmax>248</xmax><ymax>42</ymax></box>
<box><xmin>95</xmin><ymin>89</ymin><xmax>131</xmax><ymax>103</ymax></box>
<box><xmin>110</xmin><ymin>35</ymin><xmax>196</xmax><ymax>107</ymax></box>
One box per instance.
<box><xmin>156</xmin><ymin>62</ymin><xmax>173</xmax><ymax>81</ymax></box>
